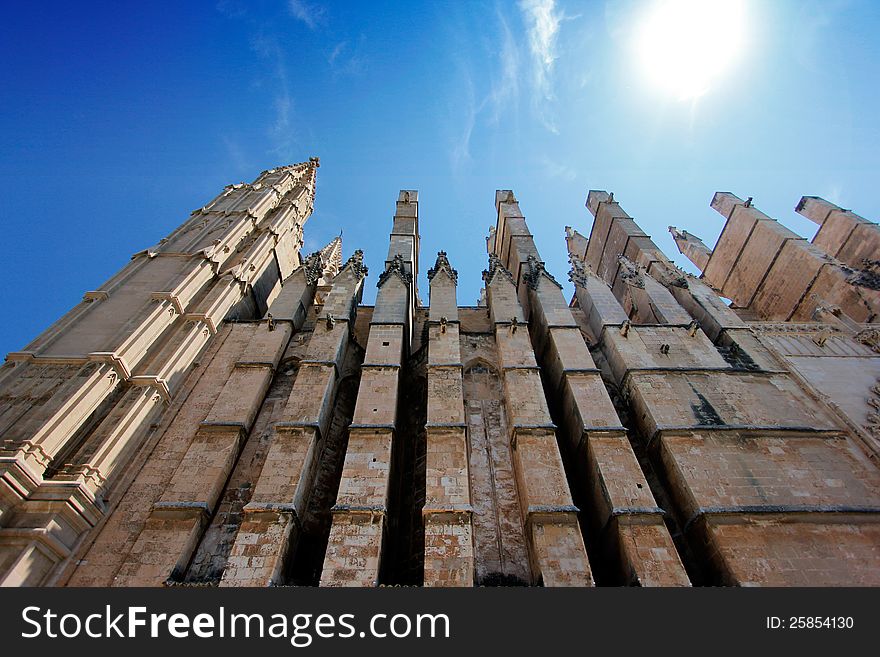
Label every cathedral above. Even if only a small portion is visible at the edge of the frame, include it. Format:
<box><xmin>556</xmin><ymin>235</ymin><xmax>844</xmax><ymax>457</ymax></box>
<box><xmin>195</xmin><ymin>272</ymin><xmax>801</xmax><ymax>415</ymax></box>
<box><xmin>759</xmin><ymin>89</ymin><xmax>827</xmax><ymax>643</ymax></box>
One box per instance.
<box><xmin>1</xmin><ymin>158</ymin><xmax>878</xmax><ymax>587</ymax></box>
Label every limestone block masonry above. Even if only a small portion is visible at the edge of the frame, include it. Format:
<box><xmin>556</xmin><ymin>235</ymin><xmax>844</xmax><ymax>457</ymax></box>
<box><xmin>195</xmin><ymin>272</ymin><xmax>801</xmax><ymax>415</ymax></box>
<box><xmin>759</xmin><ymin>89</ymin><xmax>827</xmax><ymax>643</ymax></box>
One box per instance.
<box><xmin>1</xmin><ymin>160</ymin><xmax>878</xmax><ymax>586</ymax></box>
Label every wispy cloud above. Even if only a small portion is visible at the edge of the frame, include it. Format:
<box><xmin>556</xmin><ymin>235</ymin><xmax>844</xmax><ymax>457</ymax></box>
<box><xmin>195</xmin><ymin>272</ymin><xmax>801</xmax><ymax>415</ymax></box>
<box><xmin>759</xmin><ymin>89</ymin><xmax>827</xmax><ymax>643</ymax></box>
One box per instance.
<box><xmin>215</xmin><ymin>0</ymin><xmax>247</xmax><ymax>19</ymax></box>
<box><xmin>250</xmin><ymin>31</ymin><xmax>297</xmax><ymax>159</ymax></box>
<box><xmin>327</xmin><ymin>38</ymin><xmax>367</xmax><ymax>75</ymax></box>
<box><xmin>222</xmin><ymin>135</ymin><xmax>251</xmax><ymax>174</ymax></box>
<box><xmin>449</xmin><ymin>9</ymin><xmax>521</xmax><ymax>177</ymax></box>
<box><xmin>822</xmin><ymin>183</ymin><xmax>844</xmax><ymax>206</ymax></box>
<box><xmin>450</xmin><ymin>72</ymin><xmax>478</xmax><ymax>176</ymax></box>
<box><xmin>329</xmin><ymin>41</ymin><xmax>347</xmax><ymax>65</ymax></box>
<box><xmin>288</xmin><ymin>0</ymin><xmax>325</xmax><ymax>30</ymax></box>
<box><xmin>519</xmin><ymin>0</ymin><xmax>564</xmax><ymax>132</ymax></box>
<box><xmin>487</xmin><ymin>12</ymin><xmax>520</xmax><ymax>125</ymax></box>
<box><xmin>540</xmin><ymin>155</ymin><xmax>577</xmax><ymax>181</ymax></box>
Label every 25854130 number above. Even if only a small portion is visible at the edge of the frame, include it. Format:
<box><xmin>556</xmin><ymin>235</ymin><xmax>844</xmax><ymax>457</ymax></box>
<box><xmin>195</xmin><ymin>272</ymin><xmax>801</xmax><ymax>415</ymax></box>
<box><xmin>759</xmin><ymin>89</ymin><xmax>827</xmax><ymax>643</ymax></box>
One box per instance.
<box><xmin>788</xmin><ymin>617</ymin><xmax>853</xmax><ymax>629</ymax></box>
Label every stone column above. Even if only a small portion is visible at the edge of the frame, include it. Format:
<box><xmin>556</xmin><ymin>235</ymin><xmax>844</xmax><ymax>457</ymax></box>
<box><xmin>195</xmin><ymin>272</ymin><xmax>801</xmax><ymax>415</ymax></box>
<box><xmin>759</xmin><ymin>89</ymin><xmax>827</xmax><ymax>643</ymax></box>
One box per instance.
<box><xmin>219</xmin><ymin>249</ymin><xmax>366</xmax><ymax>587</ymax></box>
<box><xmin>494</xmin><ymin>191</ymin><xmax>688</xmax><ymax>586</ymax></box>
<box><xmin>422</xmin><ymin>252</ymin><xmax>474</xmax><ymax>586</ymax></box>
<box><xmin>321</xmin><ymin>192</ymin><xmax>419</xmax><ymax>587</ymax></box>
<box><xmin>483</xmin><ymin>255</ymin><xmax>593</xmax><ymax>586</ymax></box>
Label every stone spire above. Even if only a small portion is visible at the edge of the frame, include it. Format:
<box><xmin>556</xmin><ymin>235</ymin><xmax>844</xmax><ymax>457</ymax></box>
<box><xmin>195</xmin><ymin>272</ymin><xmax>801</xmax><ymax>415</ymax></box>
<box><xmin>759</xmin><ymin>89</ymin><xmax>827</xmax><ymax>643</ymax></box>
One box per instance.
<box><xmin>427</xmin><ymin>250</ymin><xmax>458</xmax><ymax>285</ymax></box>
<box><xmin>317</xmin><ymin>235</ymin><xmax>343</xmax><ymax>284</ymax></box>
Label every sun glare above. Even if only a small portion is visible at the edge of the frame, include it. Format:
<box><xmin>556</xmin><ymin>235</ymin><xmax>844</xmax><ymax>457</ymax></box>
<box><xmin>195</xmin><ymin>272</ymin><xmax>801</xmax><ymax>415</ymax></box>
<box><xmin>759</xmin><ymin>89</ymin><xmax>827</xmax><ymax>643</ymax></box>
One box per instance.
<box><xmin>636</xmin><ymin>0</ymin><xmax>746</xmax><ymax>101</ymax></box>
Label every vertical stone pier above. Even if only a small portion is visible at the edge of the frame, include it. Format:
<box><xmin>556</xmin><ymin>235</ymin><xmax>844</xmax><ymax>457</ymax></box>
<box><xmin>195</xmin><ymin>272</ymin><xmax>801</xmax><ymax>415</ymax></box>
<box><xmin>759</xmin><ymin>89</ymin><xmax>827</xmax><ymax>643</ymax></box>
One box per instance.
<box><xmin>321</xmin><ymin>191</ymin><xmax>419</xmax><ymax>586</ymax></box>
<box><xmin>422</xmin><ymin>252</ymin><xmax>474</xmax><ymax>586</ymax></box>
<box><xmin>482</xmin><ymin>250</ymin><xmax>593</xmax><ymax>586</ymax></box>
<box><xmin>219</xmin><ymin>245</ymin><xmax>365</xmax><ymax>587</ymax></box>
<box><xmin>493</xmin><ymin>191</ymin><xmax>688</xmax><ymax>586</ymax></box>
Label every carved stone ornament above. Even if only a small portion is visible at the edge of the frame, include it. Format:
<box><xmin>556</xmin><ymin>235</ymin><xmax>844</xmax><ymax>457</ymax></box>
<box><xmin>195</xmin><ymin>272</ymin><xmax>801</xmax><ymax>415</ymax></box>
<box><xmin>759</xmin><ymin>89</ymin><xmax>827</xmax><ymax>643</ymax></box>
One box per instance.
<box><xmin>342</xmin><ymin>249</ymin><xmax>369</xmax><ymax>280</ymax></box>
<box><xmin>846</xmin><ymin>259</ymin><xmax>880</xmax><ymax>291</ymax></box>
<box><xmin>427</xmin><ymin>251</ymin><xmax>458</xmax><ymax>285</ymax></box>
<box><xmin>301</xmin><ymin>250</ymin><xmax>324</xmax><ymax>285</ymax></box>
<box><xmin>523</xmin><ymin>254</ymin><xmax>562</xmax><ymax>290</ymax></box>
<box><xmin>865</xmin><ymin>380</ymin><xmax>880</xmax><ymax>439</ymax></box>
<box><xmin>568</xmin><ymin>253</ymin><xmax>588</xmax><ymax>288</ymax></box>
<box><xmin>617</xmin><ymin>255</ymin><xmax>645</xmax><ymax>289</ymax></box>
<box><xmin>653</xmin><ymin>263</ymin><xmax>689</xmax><ymax>289</ymax></box>
<box><xmin>855</xmin><ymin>328</ymin><xmax>880</xmax><ymax>354</ymax></box>
<box><xmin>377</xmin><ymin>253</ymin><xmax>412</xmax><ymax>288</ymax></box>
<box><xmin>750</xmin><ymin>323</ymin><xmax>839</xmax><ymax>335</ymax></box>
<box><xmin>483</xmin><ymin>254</ymin><xmax>516</xmax><ymax>286</ymax></box>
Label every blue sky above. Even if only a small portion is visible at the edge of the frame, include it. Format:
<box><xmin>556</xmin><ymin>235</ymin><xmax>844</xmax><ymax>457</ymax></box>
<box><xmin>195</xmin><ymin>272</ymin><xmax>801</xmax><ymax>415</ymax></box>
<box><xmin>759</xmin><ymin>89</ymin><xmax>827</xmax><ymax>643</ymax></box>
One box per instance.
<box><xmin>1</xmin><ymin>0</ymin><xmax>878</xmax><ymax>354</ymax></box>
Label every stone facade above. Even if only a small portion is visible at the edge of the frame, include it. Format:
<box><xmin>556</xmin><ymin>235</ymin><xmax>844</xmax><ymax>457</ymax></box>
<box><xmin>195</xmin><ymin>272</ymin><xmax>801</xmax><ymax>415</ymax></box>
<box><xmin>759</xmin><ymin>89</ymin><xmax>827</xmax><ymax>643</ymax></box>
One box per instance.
<box><xmin>1</xmin><ymin>162</ymin><xmax>878</xmax><ymax>586</ymax></box>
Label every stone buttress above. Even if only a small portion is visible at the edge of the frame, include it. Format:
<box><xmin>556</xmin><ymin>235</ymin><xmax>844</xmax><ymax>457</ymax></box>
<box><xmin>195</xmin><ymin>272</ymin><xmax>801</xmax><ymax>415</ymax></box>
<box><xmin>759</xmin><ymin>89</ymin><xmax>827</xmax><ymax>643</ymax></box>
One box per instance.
<box><xmin>481</xmin><ymin>245</ymin><xmax>593</xmax><ymax>586</ymax></box>
<box><xmin>570</xmin><ymin>190</ymin><xmax>880</xmax><ymax>585</ymax></box>
<box><xmin>422</xmin><ymin>252</ymin><xmax>474</xmax><ymax>586</ymax></box>
<box><xmin>492</xmin><ymin>191</ymin><xmax>688</xmax><ymax>586</ymax></box>
<box><xmin>320</xmin><ymin>191</ymin><xmax>419</xmax><ymax>587</ymax></box>
<box><xmin>218</xmin><ymin>245</ymin><xmax>365</xmax><ymax>586</ymax></box>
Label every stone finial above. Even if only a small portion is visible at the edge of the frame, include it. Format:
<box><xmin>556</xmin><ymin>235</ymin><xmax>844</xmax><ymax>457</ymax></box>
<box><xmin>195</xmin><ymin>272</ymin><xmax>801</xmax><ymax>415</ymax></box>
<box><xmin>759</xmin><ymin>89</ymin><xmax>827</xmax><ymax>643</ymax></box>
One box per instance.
<box><xmin>427</xmin><ymin>250</ymin><xmax>458</xmax><ymax>285</ymax></box>
<box><xmin>482</xmin><ymin>254</ymin><xmax>516</xmax><ymax>286</ymax></box>
<box><xmin>320</xmin><ymin>235</ymin><xmax>343</xmax><ymax>261</ymax></box>
<box><xmin>377</xmin><ymin>253</ymin><xmax>413</xmax><ymax>288</ymax></box>
<box><xmin>523</xmin><ymin>254</ymin><xmax>562</xmax><ymax>290</ymax></box>
<box><xmin>795</xmin><ymin>195</ymin><xmax>849</xmax><ymax>225</ymax></box>
<box><xmin>486</xmin><ymin>226</ymin><xmax>497</xmax><ymax>253</ymax></box>
<box><xmin>341</xmin><ymin>249</ymin><xmax>369</xmax><ymax>280</ymax></box>
<box><xmin>812</xmin><ymin>328</ymin><xmax>831</xmax><ymax>348</ymax></box>
<box><xmin>301</xmin><ymin>250</ymin><xmax>325</xmax><ymax>285</ymax></box>
<box><xmin>710</xmin><ymin>191</ymin><xmax>746</xmax><ymax>219</ymax></box>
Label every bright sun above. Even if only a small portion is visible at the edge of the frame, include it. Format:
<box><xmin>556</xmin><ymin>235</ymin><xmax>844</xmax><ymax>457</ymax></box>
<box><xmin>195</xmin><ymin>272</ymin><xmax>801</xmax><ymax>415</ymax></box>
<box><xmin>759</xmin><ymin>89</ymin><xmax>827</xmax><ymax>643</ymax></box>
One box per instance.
<box><xmin>637</xmin><ymin>0</ymin><xmax>747</xmax><ymax>101</ymax></box>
